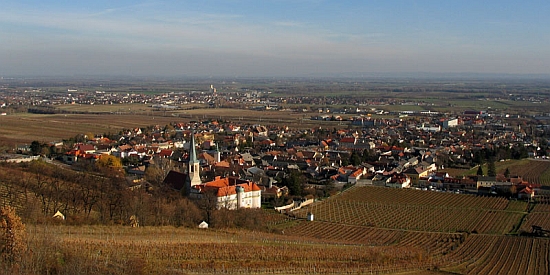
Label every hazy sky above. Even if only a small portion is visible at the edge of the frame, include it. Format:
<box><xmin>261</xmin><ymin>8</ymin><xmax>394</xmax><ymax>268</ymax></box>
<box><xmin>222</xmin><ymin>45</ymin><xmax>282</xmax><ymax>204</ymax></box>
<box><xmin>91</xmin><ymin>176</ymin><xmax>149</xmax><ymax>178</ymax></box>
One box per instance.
<box><xmin>1</xmin><ymin>0</ymin><xmax>549</xmax><ymax>77</ymax></box>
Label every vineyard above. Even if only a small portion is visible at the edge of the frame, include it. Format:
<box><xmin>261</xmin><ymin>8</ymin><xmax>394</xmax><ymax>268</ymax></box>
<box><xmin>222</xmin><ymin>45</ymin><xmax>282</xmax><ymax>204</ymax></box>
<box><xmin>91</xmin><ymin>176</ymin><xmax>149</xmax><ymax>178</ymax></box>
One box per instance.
<box><xmin>284</xmin><ymin>221</ymin><xmax>466</xmax><ymax>255</ymax></box>
<box><xmin>519</xmin><ymin>201</ymin><xmax>550</xmax><ymax>233</ymax></box>
<box><xmin>23</xmin><ymin>225</ymin><xmax>441</xmax><ymax>274</ymax></box>
<box><xmin>442</xmin><ymin>159</ymin><xmax>550</xmax><ymax>187</ymax></box>
<box><xmin>292</xmin><ymin>186</ymin><xmax>525</xmax><ymax>234</ymax></box>
<box><xmin>277</xmin><ymin>184</ymin><xmax>550</xmax><ymax>274</ymax></box>
<box><xmin>502</xmin><ymin>159</ymin><xmax>550</xmax><ymax>186</ymax></box>
<box><xmin>283</xmin><ymin>221</ymin><xmax>550</xmax><ymax>275</ymax></box>
<box><xmin>441</xmin><ymin>235</ymin><xmax>550</xmax><ymax>275</ymax></box>
<box><xmin>316</xmin><ymin>185</ymin><xmax>511</xmax><ymax>210</ymax></box>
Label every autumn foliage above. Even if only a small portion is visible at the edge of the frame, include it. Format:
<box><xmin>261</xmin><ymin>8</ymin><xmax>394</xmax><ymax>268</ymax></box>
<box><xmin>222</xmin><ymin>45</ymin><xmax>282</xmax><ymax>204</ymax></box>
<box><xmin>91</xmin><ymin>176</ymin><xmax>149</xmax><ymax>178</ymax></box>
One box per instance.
<box><xmin>0</xmin><ymin>206</ymin><xmax>26</xmax><ymax>268</ymax></box>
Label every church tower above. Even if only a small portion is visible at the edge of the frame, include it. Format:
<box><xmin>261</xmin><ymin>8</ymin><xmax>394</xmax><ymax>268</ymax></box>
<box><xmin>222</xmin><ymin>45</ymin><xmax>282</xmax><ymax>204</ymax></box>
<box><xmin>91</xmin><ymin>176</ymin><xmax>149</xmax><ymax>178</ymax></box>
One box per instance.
<box><xmin>189</xmin><ymin>131</ymin><xmax>202</xmax><ymax>187</ymax></box>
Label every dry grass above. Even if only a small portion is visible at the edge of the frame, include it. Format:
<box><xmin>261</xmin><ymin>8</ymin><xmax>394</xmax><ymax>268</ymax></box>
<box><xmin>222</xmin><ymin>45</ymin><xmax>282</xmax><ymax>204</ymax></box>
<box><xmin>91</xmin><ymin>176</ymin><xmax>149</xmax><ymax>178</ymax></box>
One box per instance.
<box><xmin>21</xmin><ymin>224</ymin><xmax>439</xmax><ymax>274</ymax></box>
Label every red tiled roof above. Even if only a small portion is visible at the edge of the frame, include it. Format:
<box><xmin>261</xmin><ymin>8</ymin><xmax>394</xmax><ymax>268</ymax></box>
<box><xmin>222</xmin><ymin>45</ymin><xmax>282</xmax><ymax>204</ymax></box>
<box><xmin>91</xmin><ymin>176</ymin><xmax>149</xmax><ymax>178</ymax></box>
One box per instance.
<box><xmin>351</xmin><ymin>169</ymin><xmax>363</xmax><ymax>178</ymax></box>
<box><xmin>78</xmin><ymin>144</ymin><xmax>95</xmax><ymax>151</ymax></box>
<box><xmin>214</xmin><ymin>161</ymin><xmax>230</xmax><ymax>168</ymax></box>
<box><xmin>159</xmin><ymin>149</ymin><xmax>173</xmax><ymax>157</ymax></box>
<box><xmin>196</xmin><ymin>177</ymin><xmax>261</xmax><ymax>197</ymax></box>
<box><xmin>340</xmin><ymin>137</ymin><xmax>356</xmax><ymax>143</ymax></box>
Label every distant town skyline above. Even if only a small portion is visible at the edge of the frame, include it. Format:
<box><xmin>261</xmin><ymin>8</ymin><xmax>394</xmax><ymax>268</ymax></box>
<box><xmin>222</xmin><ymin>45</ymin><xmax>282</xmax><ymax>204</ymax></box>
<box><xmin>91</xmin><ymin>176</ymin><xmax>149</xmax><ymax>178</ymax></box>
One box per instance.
<box><xmin>1</xmin><ymin>1</ymin><xmax>549</xmax><ymax>77</ymax></box>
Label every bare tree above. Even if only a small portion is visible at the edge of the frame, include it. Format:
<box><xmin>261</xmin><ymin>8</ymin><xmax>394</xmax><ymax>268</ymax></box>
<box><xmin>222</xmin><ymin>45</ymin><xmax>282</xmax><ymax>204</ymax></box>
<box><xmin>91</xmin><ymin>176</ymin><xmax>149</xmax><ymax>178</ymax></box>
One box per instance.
<box><xmin>144</xmin><ymin>166</ymin><xmax>165</xmax><ymax>186</ymax></box>
<box><xmin>197</xmin><ymin>189</ymin><xmax>219</xmax><ymax>224</ymax></box>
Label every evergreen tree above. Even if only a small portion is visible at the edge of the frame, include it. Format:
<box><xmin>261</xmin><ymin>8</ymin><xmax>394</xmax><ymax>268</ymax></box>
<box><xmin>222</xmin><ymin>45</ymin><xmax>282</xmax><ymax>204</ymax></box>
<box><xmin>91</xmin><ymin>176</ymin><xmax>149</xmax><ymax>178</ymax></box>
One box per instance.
<box><xmin>282</xmin><ymin>170</ymin><xmax>305</xmax><ymax>196</ymax></box>
<box><xmin>504</xmin><ymin>167</ymin><xmax>510</xmax><ymax>179</ymax></box>
<box><xmin>476</xmin><ymin>165</ymin><xmax>483</xmax><ymax>176</ymax></box>
<box><xmin>487</xmin><ymin>160</ymin><xmax>496</xmax><ymax>177</ymax></box>
<box><xmin>29</xmin><ymin>141</ymin><xmax>42</xmax><ymax>156</ymax></box>
<box><xmin>349</xmin><ymin>151</ymin><xmax>361</xmax><ymax>166</ymax></box>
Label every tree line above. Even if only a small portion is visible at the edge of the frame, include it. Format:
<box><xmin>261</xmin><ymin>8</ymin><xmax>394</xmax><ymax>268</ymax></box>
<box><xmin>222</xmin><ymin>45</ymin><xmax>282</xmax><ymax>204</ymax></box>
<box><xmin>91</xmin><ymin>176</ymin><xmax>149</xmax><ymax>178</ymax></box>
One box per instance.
<box><xmin>0</xmin><ymin>160</ymin><xmax>267</xmax><ymax>230</ymax></box>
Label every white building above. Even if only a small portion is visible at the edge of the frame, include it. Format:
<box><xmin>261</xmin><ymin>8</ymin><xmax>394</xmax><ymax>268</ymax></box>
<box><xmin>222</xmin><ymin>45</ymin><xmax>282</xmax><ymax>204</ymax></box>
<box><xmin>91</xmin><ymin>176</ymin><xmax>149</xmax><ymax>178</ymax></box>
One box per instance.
<box><xmin>190</xmin><ymin>176</ymin><xmax>261</xmax><ymax>210</ymax></box>
<box><xmin>417</xmin><ymin>123</ymin><xmax>441</xmax><ymax>133</ymax></box>
<box><xmin>443</xmin><ymin>118</ymin><xmax>459</xmax><ymax>128</ymax></box>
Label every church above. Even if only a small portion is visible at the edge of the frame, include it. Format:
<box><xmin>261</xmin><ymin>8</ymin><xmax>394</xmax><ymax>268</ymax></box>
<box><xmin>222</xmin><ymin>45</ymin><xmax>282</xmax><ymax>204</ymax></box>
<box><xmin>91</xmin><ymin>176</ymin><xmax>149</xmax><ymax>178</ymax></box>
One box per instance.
<box><xmin>168</xmin><ymin>131</ymin><xmax>262</xmax><ymax>210</ymax></box>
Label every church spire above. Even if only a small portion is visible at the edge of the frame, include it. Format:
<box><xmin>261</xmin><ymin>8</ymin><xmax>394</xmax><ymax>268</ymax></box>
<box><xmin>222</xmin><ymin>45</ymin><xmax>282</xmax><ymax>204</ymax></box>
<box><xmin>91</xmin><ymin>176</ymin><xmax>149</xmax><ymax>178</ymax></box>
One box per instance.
<box><xmin>189</xmin><ymin>130</ymin><xmax>202</xmax><ymax>186</ymax></box>
<box><xmin>189</xmin><ymin>130</ymin><xmax>199</xmax><ymax>164</ymax></box>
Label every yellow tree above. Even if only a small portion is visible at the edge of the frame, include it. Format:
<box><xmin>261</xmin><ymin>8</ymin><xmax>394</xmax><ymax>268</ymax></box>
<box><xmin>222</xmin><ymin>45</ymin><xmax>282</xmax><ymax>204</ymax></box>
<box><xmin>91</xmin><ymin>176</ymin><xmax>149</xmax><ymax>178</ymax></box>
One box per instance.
<box><xmin>0</xmin><ymin>206</ymin><xmax>26</xmax><ymax>267</ymax></box>
<box><xmin>96</xmin><ymin>154</ymin><xmax>122</xmax><ymax>168</ymax></box>
<box><xmin>95</xmin><ymin>155</ymin><xmax>124</xmax><ymax>177</ymax></box>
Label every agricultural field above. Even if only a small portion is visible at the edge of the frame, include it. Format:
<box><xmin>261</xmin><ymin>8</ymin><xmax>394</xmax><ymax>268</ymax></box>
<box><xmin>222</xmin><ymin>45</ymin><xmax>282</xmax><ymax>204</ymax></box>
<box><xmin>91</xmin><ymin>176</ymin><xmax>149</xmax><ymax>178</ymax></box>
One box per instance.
<box><xmin>54</xmin><ymin>103</ymin><xmax>153</xmax><ymax>113</ymax></box>
<box><xmin>442</xmin><ymin>159</ymin><xmax>550</xmax><ymax>187</ymax></box>
<box><xmin>441</xmin><ymin>235</ymin><xmax>550</xmax><ymax>275</ymax></box>
<box><xmin>293</xmin><ymin>186</ymin><xmax>525</xmax><ymax>234</ymax></box>
<box><xmin>281</xmin><ymin>185</ymin><xmax>550</xmax><ymax>274</ymax></box>
<box><xmin>0</xmin><ymin>108</ymin><xmax>341</xmax><ymax>146</ymax></box>
<box><xmin>0</xmin><ymin>113</ymin><xmax>178</xmax><ymax>145</ymax></box>
<box><xmin>502</xmin><ymin>159</ymin><xmax>550</xmax><ymax>186</ymax></box>
<box><xmin>519</xmin><ymin>201</ymin><xmax>550</xmax><ymax>233</ymax></box>
<box><xmin>21</xmin><ymin>224</ymin><xmax>444</xmax><ymax>274</ymax></box>
<box><xmin>283</xmin><ymin>221</ymin><xmax>550</xmax><ymax>275</ymax></box>
<box><xmin>27</xmin><ymin>221</ymin><xmax>549</xmax><ymax>275</ymax></box>
<box><xmin>283</xmin><ymin>221</ymin><xmax>466</xmax><ymax>253</ymax></box>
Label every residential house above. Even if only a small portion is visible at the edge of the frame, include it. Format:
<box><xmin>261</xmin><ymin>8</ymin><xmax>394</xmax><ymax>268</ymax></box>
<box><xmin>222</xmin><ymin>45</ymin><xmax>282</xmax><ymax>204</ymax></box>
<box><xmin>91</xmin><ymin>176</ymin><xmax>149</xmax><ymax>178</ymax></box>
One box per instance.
<box><xmin>403</xmin><ymin>166</ymin><xmax>430</xmax><ymax>186</ymax></box>
<box><xmin>261</xmin><ymin>181</ymin><xmax>289</xmax><ymax>203</ymax></box>
<box><xmin>386</xmin><ymin>173</ymin><xmax>411</xmax><ymax>188</ymax></box>
<box><xmin>518</xmin><ymin>186</ymin><xmax>535</xmax><ymax>200</ymax></box>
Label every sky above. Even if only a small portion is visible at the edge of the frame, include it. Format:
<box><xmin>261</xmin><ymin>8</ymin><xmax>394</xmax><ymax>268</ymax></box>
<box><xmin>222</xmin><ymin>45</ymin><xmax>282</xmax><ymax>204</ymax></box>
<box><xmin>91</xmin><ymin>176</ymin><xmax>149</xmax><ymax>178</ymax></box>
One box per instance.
<box><xmin>0</xmin><ymin>0</ymin><xmax>549</xmax><ymax>77</ymax></box>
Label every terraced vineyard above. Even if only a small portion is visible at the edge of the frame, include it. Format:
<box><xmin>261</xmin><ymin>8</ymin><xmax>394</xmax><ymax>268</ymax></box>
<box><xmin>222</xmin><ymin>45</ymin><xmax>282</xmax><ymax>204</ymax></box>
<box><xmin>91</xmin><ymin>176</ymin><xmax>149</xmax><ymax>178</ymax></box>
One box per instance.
<box><xmin>293</xmin><ymin>186</ymin><xmax>525</xmax><ymax>234</ymax></box>
<box><xmin>322</xmin><ymin>185</ymin><xmax>510</xmax><ymax>209</ymax></box>
<box><xmin>282</xmin><ymin>185</ymin><xmax>550</xmax><ymax>274</ymax></box>
<box><xmin>444</xmin><ymin>159</ymin><xmax>550</xmax><ymax>187</ymax></box>
<box><xmin>519</xmin><ymin>201</ymin><xmax>550</xmax><ymax>233</ymax></box>
<box><xmin>505</xmin><ymin>160</ymin><xmax>550</xmax><ymax>186</ymax></box>
<box><xmin>284</xmin><ymin>221</ymin><xmax>466</xmax><ymax>256</ymax></box>
<box><xmin>441</xmin><ymin>235</ymin><xmax>550</xmax><ymax>275</ymax></box>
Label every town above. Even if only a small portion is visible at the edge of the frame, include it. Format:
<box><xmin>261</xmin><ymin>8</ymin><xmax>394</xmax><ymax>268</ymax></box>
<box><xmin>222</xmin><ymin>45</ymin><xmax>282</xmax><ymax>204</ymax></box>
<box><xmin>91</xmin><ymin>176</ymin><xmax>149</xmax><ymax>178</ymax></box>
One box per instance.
<box><xmin>2</xmin><ymin>1</ymin><xmax>550</xmax><ymax>273</ymax></box>
<box><xmin>1</xmin><ymin>77</ymin><xmax>550</xmax><ymax>274</ymax></box>
<box><xmin>2</xmin><ymin>78</ymin><xmax>549</xmax><ymax>211</ymax></box>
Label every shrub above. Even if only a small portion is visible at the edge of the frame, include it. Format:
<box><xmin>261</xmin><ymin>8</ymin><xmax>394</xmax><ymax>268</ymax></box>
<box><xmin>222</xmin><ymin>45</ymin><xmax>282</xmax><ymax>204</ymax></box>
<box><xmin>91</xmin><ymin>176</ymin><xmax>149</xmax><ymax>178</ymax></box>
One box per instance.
<box><xmin>0</xmin><ymin>206</ymin><xmax>27</xmax><ymax>267</ymax></box>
